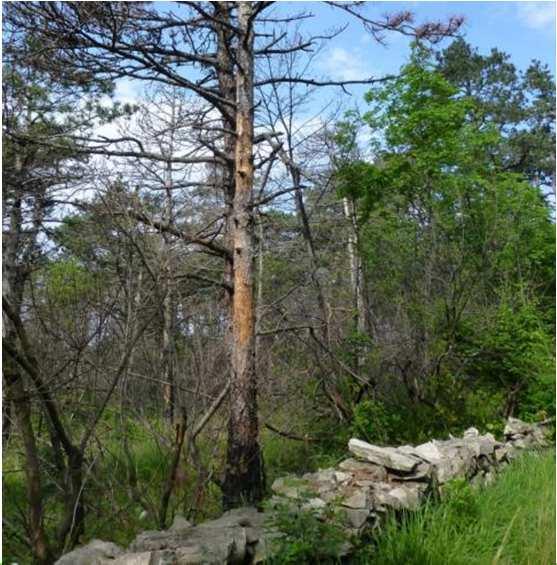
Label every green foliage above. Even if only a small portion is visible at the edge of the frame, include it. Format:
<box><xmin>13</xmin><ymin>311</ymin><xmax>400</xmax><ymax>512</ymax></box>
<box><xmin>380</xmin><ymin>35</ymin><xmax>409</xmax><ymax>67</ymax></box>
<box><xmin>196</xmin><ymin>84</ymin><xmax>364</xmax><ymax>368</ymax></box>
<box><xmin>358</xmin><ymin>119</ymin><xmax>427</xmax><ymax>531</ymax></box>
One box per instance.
<box><xmin>262</xmin><ymin>433</ymin><xmax>318</xmax><ymax>488</ymax></box>
<box><xmin>462</xmin><ymin>389</ymin><xmax>506</xmax><ymax>438</ymax></box>
<box><xmin>2</xmin><ymin>412</ymin><xmax>225</xmax><ymax>563</ymax></box>
<box><xmin>44</xmin><ymin>258</ymin><xmax>100</xmax><ymax>305</ymax></box>
<box><xmin>436</xmin><ymin>38</ymin><xmax>555</xmax><ymax>186</ymax></box>
<box><xmin>351</xmin><ymin>399</ymin><xmax>403</xmax><ymax>445</ymax></box>
<box><xmin>441</xmin><ymin>478</ymin><xmax>479</xmax><ymax>526</ymax></box>
<box><xmin>332</xmin><ymin>43</ymin><xmax>555</xmax><ymax>427</ymax></box>
<box><xmin>265</xmin><ymin>499</ymin><xmax>348</xmax><ymax>564</ymax></box>
<box><xmin>464</xmin><ymin>301</ymin><xmax>555</xmax><ymax>421</ymax></box>
<box><xmin>353</xmin><ymin>449</ymin><xmax>556</xmax><ymax>565</ymax></box>
<box><xmin>335</xmin><ymin>160</ymin><xmax>386</xmax><ymax>211</ymax></box>
<box><xmin>262</xmin><ymin>416</ymin><xmax>351</xmax><ymax>489</ymax></box>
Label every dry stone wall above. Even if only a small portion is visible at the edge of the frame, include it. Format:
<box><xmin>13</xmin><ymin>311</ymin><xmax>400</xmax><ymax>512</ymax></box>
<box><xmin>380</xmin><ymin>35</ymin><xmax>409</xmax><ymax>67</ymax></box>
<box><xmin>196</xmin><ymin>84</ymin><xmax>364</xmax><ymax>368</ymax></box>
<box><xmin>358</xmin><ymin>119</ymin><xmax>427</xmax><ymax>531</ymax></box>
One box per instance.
<box><xmin>56</xmin><ymin>417</ymin><xmax>552</xmax><ymax>565</ymax></box>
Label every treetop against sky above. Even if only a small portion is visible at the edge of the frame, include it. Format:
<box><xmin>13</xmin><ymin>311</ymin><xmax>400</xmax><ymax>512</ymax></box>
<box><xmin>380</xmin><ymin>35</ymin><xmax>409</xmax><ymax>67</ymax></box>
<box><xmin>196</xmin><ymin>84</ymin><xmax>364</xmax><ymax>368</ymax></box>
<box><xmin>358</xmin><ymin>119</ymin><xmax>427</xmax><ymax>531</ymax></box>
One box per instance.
<box><xmin>111</xmin><ymin>1</ymin><xmax>555</xmax><ymax>106</ymax></box>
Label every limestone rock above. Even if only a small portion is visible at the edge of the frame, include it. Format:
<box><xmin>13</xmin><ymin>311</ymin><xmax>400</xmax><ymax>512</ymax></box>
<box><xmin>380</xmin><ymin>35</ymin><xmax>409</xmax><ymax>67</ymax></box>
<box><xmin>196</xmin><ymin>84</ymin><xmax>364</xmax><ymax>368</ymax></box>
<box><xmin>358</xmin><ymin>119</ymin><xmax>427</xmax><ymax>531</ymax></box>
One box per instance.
<box><xmin>494</xmin><ymin>445</ymin><xmax>510</xmax><ymax>462</ymax></box>
<box><xmin>397</xmin><ymin>445</ymin><xmax>419</xmax><ymax>455</ymax></box>
<box><xmin>312</xmin><ymin>468</ymin><xmax>336</xmax><ymax>482</ymax></box>
<box><xmin>334</xmin><ymin>471</ymin><xmax>352</xmax><ymax>483</ymax></box>
<box><xmin>504</xmin><ymin>417</ymin><xmax>532</xmax><ymax>438</ymax></box>
<box><xmin>129</xmin><ymin>530</ymin><xmax>168</xmax><ymax>553</ymax></box>
<box><xmin>463</xmin><ymin>427</ymin><xmax>480</xmax><ymax>438</ymax></box>
<box><xmin>434</xmin><ymin>439</ymin><xmax>478</xmax><ymax>478</ymax></box>
<box><xmin>342</xmin><ymin>507</ymin><xmax>370</xmax><ymax>529</ymax></box>
<box><xmin>348</xmin><ymin>439</ymin><xmax>419</xmax><ymax>472</ymax></box>
<box><xmin>56</xmin><ymin>539</ymin><xmax>123</xmax><ymax>565</ymax></box>
<box><xmin>271</xmin><ymin>476</ymin><xmax>313</xmax><ymax>499</ymax></box>
<box><xmin>112</xmin><ymin>552</ymin><xmax>153</xmax><ymax>565</ymax></box>
<box><xmin>511</xmin><ymin>437</ymin><xmax>531</xmax><ymax>449</ymax></box>
<box><xmin>414</xmin><ymin>441</ymin><xmax>443</xmax><ymax>464</ymax></box>
<box><xmin>454</xmin><ymin>438</ymin><xmax>481</xmax><ymax>458</ymax></box>
<box><xmin>58</xmin><ymin>419</ymin><xmax>546</xmax><ymax>565</ymax></box>
<box><xmin>388</xmin><ymin>484</ymin><xmax>424</xmax><ymax>510</ymax></box>
<box><xmin>371</xmin><ymin>482</ymin><xmax>423</xmax><ymax>511</ymax></box>
<box><xmin>301</xmin><ymin>497</ymin><xmax>327</xmax><ymax>511</ymax></box>
<box><xmin>390</xmin><ymin>461</ymin><xmax>433</xmax><ymax>482</ymax></box>
<box><xmin>342</xmin><ymin>487</ymin><xmax>370</xmax><ymax>509</ymax></box>
<box><xmin>531</xmin><ymin>426</ymin><xmax>549</xmax><ymax>446</ymax></box>
<box><xmin>478</xmin><ymin>433</ymin><xmax>498</xmax><ymax>456</ymax></box>
<box><xmin>434</xmin><ymin>455</ymin><xmax>469</xmax><ymax>484</ymax></box>
<box><xmin>170</xmin><ymin>514</ymin><xmax>192</xmax><ymax>532</ymax></box>
<box><xmin>128</xmin><ymin>507</ymin><xmax>264</xmax><ymax>565</ymax></box>
<box><xmin>338</xmin><ymin>458</ymin><xmax>388</xmax><ymax>481</ymax></box>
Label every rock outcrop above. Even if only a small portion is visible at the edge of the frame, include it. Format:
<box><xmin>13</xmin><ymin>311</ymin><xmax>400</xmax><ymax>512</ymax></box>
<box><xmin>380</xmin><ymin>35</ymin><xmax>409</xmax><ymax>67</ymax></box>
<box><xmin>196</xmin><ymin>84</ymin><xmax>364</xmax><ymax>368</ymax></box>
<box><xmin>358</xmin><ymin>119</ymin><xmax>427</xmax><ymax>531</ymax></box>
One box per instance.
<box><xmin>56</xmin><ymin>418</ymin><xmax>551</xmax><ymax>564</ymax></box>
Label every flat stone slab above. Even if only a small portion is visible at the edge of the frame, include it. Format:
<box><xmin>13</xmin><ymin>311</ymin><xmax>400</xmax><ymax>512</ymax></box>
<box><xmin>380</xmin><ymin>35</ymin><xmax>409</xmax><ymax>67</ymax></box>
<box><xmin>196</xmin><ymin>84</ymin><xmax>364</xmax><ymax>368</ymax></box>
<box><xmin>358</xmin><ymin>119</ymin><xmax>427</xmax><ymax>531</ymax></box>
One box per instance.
<box><xmin>412</xmin><ymin>441</ymin><xmax>443</xmax><ymax>464</ymax></box>
<box><xmin>338</xmin><ymin>458</ymin><xmax>388</xmax><ymax>481</ymax></box>
<box><xmin>348</xmin><ymin>439</ymin><xmax>420</xmax><ymax>472</ymax></box>
<box><xmin>56</xmin><ymin>540</ymin><xmax>123</xmax><ymax>565</ymax></box>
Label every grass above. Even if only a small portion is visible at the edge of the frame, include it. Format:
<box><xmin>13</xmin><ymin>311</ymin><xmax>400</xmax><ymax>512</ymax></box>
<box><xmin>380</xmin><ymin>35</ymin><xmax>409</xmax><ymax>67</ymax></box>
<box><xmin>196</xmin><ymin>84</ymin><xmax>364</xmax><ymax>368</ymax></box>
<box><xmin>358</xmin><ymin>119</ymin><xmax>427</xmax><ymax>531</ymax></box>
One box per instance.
<box><xmin>353</xmin><ymin>449</ymin><xmax>556</xmax><ymax>565</ymax></box>
<box><xmin>2</xmin><ymin>410</ymin><xmax>336</xmax><ymax>564</ymax></box>
<box><xmin>2</xmin><ymin>411</ymin><xmax>226</xmax><ymax>564</ymax></box>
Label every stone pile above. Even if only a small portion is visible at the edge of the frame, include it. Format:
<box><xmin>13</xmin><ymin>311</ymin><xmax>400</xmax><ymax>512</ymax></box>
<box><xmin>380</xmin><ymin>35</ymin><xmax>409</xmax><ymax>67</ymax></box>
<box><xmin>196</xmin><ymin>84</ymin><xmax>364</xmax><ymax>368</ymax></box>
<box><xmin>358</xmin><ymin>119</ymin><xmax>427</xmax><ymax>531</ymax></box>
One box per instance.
<box><xmin>56</xmin><ymin>418</ymin><xmax>551</xmax><ymax>565</ymax></box>
<box><xmin>57</xmin><ymin>509</ymin><xmax>270</xmax><ymax>565</ymax></box>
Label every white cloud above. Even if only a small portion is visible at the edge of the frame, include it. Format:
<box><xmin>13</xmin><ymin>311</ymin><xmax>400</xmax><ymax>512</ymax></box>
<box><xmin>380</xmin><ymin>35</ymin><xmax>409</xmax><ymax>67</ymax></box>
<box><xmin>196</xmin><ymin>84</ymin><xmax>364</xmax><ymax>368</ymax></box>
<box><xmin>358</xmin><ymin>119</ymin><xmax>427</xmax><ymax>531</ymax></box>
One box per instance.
<box><xmin>322</xmin><ymin>46</ymin><xmax>375</xmax><ymax>81</ymax></box>
<box><xmin>113</xmin><ymin>78</ymin><xmax>142</xmax><ymax>104</ymax></box>
<box><xmin>517</xmin><ymin>1</ymin><xmax>555</xmax><ymax>30</ymax></box>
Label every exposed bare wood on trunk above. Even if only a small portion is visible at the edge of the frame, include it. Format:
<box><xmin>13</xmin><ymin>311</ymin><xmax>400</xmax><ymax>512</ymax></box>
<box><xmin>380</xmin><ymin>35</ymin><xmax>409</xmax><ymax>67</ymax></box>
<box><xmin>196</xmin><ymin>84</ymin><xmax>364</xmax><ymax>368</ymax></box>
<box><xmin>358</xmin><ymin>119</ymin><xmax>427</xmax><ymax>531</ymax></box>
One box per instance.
<box><xmin>222</xmin><ymin>1</ymin><xmax>264</xmax><ymax>509</ymax></box>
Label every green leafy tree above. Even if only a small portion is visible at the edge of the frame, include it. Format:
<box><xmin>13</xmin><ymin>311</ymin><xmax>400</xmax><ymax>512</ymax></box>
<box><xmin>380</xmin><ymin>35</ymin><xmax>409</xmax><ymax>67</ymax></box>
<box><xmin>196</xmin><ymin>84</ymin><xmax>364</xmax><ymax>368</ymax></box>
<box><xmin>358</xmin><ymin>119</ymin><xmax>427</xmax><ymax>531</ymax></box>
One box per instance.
<box><xmin>436</xmin><ymin>38</ymin><xmax>555</xmax><ymax>187</ymax></box>
<box><xmin>334</xmin><ymin>45</ymin><xmax>554</xmax><ymax>428</ymax></box>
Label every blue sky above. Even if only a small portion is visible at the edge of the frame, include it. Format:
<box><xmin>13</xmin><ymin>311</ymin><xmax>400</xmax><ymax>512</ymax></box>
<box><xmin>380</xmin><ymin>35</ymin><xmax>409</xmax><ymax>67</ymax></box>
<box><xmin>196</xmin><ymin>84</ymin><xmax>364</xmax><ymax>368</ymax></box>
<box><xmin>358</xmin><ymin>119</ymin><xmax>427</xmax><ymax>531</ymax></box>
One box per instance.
<box><xmin>292</xmin><ymin>1</ymin><xmax>555</xmax><ymax>93</ymax></box>
<box><xmin>113</xmin><ymin>1</ymin><xmax>555</xmax><ymax>114</ymax></box>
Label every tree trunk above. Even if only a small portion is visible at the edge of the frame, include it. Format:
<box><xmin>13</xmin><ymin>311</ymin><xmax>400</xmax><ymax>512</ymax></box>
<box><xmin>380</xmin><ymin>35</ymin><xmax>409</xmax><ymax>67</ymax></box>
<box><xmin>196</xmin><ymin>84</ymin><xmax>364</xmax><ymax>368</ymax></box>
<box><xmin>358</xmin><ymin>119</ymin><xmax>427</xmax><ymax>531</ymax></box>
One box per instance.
<box><xmin>2</xmin><ymin>380</ymin><xmax>12</xmax><ymax>446</ymax></box>
<box><xmin>3</xmin><ymin>185</ymin><xmax>52</xmax><ymax>562</ymax></box>
<box><xmin>162</xmin><ymin>161</ymin><xmax>176</xmax><ymax>422</ymax></box>
<box><xmin>222</xmin><ymin>1</ymin><xmax>264</xmax><ymax>509</ymax></box>
<box><xmin>4</xmin><ymin>334</ymin><xmax>52</xmax><ymax>564</ymax></box>
<box><xmin>162</xmin><ymin>285</ymin><xmax>176</xmax><ymax>422</ymax></box>
<box><xmin>255</xmin><ymin>217</ymin><xmax>264</xmax><ymax>364</ymax></box>
<box><xmin>58</xmin><ymin>448</ymin><xmax>84</xmax><ymax>552</ymax></box>
<box><xmin>293</xmin><ymin>170</ymin><xmax>331</xmax><ymax>344</ymax></box>
<box><xmin>343</xmin><ymin>196</ymin><xmax>370</xmax><ymax>371</ymax></box>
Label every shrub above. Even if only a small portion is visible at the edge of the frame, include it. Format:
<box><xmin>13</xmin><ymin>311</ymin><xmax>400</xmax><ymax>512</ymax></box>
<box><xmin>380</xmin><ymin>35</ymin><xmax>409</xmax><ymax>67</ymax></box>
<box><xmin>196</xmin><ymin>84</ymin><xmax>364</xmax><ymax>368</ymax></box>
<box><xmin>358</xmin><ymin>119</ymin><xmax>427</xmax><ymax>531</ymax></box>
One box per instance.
<box><xmin>351</xmin><ymin>399</ymin><xmax>404</xmax><ymax>445</ymax></box>
<box><xmin>264</xmin><ymin>498</ymin><xmax>348</xmax><ymax>564</ymax></box>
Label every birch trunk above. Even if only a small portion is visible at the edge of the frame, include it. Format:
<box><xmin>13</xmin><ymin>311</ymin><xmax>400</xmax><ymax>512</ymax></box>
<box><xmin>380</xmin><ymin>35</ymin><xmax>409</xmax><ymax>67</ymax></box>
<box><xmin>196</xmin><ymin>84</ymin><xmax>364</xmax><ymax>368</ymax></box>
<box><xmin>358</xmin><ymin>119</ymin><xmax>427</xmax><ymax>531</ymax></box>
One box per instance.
<box><xmin>343</xmin><ymin>196</ymin><xmax>370</xmax><ymax>370</ymax></box>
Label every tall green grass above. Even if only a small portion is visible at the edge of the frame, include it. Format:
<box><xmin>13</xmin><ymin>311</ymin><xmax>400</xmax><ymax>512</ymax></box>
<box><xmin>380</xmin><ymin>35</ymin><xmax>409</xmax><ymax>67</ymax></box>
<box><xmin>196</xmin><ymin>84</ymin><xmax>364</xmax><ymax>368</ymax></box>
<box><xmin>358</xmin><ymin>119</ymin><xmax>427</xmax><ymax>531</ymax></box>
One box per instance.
<box><xmin>354</xmin><ymin>449</ymin><xmax>556</xmax><ymax>565</ymax></box>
